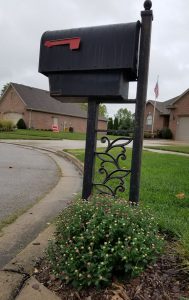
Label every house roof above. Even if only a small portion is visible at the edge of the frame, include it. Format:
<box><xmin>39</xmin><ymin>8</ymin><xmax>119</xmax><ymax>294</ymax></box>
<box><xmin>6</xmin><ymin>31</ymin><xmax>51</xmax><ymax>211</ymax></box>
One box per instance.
<box><xmin>147</xmin><ymin>88</ymin><xmax>189</xmax><ymax>115</ymax></box>
<box><xmin>9</xmin><ymin>83</ymin><xmax>106</xmax><ymax>121</ymax></box>
<box><xmin>147</xmin><ymin>98</ymin><xmax>177</xmax><ymax>115</ymax></box>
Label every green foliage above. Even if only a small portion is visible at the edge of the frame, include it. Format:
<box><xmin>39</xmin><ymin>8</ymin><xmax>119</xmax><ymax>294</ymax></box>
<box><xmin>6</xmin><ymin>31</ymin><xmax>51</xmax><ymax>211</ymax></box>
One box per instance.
<box><xmin>80</xmin><ymin>103</ymin><xmax>108</xmax><ymax>117</ymax></box>
<box><xmin>0</xmin><ymin>129</ymin><xmax>87</xmax><ymax>140</ymax></box>
<box><xmin>0</xmin><ymin>120</ymin><xmax>14</xmax><ymax>131</ymax></box>
<box><xmin>115</xmin><ymin>108</ymin><xmax>134</xmax><ymax>131</ymax></box>
<box><xmin>69</xmin><ymin>126</ymin><xmax>74</xmax><ymax>133</ymax></box>
<box><xmin>144</xmin><ymin>131</ymin><xmax>152</xmax><ymax>139</ymax></box>
<box><xmin>99</xmin><ymin>104</ymin><xmax>108</xmax><ymax>118</ymax></box>
<box><xmin>67</xmin><ymin>148</ymin><xmax>189</xmax><ymax>256</ymax></box>
<box><xmin>0</xmin><ymin>83</ymin><xmax>10</xmax><ymax>98</ymax></box>
<box><xmin>16</xmin><ymin>118</ymin><xmax>27</xmax><ymax>129</ymax></box>
<box><xmin>158</xmin><ymin>128</ymin><xmax>173</xmax><ymax>139</ymax></box>
<box><xmin>0</xmin><ymin>129</ymin><xmax>121</xmax><ymax>140</ymax></box>
<box><xmin>107</xmin><ymin>117</ymin><xmax>113</xmax><ymax>130</ymax></box>
<box><xmin>113</xmin><ymin>117</ymin><xmax>119</xmax><ymax>130</ymax></box>
<box><xmin>47</xmin><ymin>196</ymin><xmax>163</xmax><ymax>288</ymax></box>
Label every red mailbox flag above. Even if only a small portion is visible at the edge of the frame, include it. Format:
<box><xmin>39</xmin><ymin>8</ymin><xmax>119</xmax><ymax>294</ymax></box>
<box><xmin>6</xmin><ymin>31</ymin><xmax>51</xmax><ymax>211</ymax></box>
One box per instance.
<box><xmin>44</xmin><ymin>37</ymin><xmax>80</xmax><ymax>50</ymax></box>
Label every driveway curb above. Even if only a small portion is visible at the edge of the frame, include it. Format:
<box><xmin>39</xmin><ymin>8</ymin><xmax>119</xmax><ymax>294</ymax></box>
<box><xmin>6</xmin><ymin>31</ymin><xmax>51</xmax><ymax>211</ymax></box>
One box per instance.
<box><xmin>0</xmin><ymin>224</ymin><xmax>60</xmax><ymax>299</ymax></box>
<box><xmin>56</xmin><ymin>150</ymin><xmax>84</xmax><ymax>174</ymax></box>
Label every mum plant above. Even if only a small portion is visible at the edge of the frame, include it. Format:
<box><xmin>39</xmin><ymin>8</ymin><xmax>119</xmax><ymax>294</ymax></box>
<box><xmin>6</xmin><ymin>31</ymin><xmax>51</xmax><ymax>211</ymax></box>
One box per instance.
<box><xmin>47</xmin><ymin>196</ymin><xmax>164</xmax><ymax>288</ymax></box>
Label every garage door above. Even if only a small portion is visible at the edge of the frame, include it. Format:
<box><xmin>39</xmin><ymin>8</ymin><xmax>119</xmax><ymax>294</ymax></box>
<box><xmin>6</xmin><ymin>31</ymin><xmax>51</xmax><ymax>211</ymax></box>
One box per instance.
<box><xmin>176</xmin><ymin>117</ymin><xmax>189</xmax><ymax>141</ymax></box>
<box><xmin>4</xmin><ymin>113</ymin><xmax>23</xmax><ymax>125</ymax></box>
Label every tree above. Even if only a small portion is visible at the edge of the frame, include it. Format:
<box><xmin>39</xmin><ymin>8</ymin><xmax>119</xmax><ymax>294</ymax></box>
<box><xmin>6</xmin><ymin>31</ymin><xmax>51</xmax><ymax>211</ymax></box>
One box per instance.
<box><xmin>0</xmin><ymin>83</ymin><xmax>10</xmax><ymax>98</ymax></box>
<box><xmin>115</xmin><ymin>108</ymin><xmax>134</xmax><ymax>131</ymax></box>
<box><xmin>107</xmin><ymin>117</ymin><xmax>114</xmax><ymax>130</ymax></box>
<box><xmin>80</xmin><ymin>103</ymin><xmax>108</xmax><ymax>118</ymax></box>
<box><xmin>17</xmin><ymin>118</ymin><xmax>27</xmax><ymax>129</ymax></box>
<box><xmin>113</xmin><ymin>117</ymin><xmax>119</xmax><ymax>130</ymax></box>
<box><xmin>99</xmin><ymin>104</ymin><xmax>108</xmax><ymax>118</ymax></box>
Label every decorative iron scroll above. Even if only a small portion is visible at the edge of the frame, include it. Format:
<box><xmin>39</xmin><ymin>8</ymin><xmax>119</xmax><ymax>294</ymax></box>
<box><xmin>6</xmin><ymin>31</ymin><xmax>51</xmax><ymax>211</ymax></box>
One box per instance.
<box><xmin>93</xmin><ymin>136</ymin><xmax>132</xmax><ymax>196</ymax></box>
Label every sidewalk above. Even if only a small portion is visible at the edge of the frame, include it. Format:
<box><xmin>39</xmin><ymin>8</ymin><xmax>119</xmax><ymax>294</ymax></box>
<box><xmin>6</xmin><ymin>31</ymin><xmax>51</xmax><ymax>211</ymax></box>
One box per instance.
<box><xmin>0</xmin><ymin>145</ymin><xmax>83</xmax><ymax>300</ymax></box>
<box><xmin>144</xmin><ymin>147</ymin><xmax>189</xmax><ymax>157</ymax></box>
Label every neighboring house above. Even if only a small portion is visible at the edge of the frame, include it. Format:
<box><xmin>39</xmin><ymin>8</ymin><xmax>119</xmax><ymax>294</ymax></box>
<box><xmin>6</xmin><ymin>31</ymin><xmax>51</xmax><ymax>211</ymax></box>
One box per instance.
<box><xmin>144</xmin><ymin>89</ymin><xmax>189</xmax><ymax>141</ymax></box>
<box><xmin>0</xmin><ymin>83</ymin><xmax>107</xmax><ymax>132</ymax></box>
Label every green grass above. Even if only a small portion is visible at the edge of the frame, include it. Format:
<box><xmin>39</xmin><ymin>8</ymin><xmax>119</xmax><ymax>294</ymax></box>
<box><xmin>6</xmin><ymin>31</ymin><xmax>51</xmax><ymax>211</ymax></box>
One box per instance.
<box><xmin>0</xmin><ymin>129</ymin><xmax>119</xmax><ymax>141</ymax></box>
<box><xmin>66</xmin><ymin>148</ymin><xmax>189</xmax><ymax>256</ymax></box>
<box><xmin>144</xmin><ymin>145</ymin><xmax>189</xmax><ymax>154</ymax></box>
<box><xmin>0</xmin><ymin>129</ymin><xmax>86</xmax><ymax>140</ymax></box>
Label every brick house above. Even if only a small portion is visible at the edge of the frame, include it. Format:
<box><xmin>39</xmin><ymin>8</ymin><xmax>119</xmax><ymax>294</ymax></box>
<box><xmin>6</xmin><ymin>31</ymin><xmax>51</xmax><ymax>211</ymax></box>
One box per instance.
<box><xmin>0</xmin><ymin>83</ymin><xmax>107</xmax><ymax>132</ymax></box>
<box><xmin>144</xmin><ymin>89</ymin><xmax>189</xmax><ymax>141</ymax></box>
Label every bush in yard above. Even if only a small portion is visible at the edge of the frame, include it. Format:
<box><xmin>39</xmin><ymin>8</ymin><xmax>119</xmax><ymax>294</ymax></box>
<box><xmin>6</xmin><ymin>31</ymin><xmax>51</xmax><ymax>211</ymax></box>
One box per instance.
<box><xmin>16</xmin><ymin>118</ymin><xmax>27</xmax><ymax>129</ymax></box>
<box><xmin>0</xmin><ymin>120</ymin><xmax>14</xmax><ymax>131</ymax></box>
<box><xmin>144</xmin><ymin>131</ymin><xmax>152</xmax><ymax>139</ymax></box>
<box><xmin>158</xmin><ymin>128</ymin><xmax>173</xmax><ymax>139</ymax></box>
<box><xmin>47</xmin><ymin>196</ymin><xmax>164</xmax><ymax>288</ymax></box>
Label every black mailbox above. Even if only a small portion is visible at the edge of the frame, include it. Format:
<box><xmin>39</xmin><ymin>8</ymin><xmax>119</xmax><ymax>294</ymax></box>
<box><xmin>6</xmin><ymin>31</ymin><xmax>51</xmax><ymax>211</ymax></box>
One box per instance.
<box><xmin>39</xmin><ymin>22</ymin><xmax>140</xmax><ymax>102</ymax></box>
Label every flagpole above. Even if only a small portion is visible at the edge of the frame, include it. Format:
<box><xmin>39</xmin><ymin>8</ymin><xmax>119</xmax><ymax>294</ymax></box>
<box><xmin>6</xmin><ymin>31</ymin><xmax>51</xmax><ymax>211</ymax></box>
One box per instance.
<box><xmin>151</xmin><ymin>97</ymin><xmax>156</xmax><ymax>136</ymax></box>
<box><xmin>152</xmin><ymin>75</ymin><xmax>159</xmax><ymax>137</ymax></box>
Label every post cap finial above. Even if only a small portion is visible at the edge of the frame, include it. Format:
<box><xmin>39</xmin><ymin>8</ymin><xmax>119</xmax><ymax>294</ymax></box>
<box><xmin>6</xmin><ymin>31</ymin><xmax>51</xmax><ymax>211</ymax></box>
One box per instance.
<box><xmin>144</xmin><ymin>0</ymin><xmax>152</xmax><ymax>10</ymax></box>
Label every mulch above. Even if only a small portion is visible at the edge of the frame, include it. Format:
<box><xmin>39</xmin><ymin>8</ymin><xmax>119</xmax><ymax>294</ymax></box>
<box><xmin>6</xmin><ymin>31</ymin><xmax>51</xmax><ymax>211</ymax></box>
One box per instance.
<box><xmin>35</xmin><ymin>245</ymin><xmax>189</xmax><ymax>300</ymax></box>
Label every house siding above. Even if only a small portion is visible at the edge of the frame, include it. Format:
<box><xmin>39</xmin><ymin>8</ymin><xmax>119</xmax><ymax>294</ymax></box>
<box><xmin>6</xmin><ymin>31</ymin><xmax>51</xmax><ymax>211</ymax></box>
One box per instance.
<box><xmin>26</xmin><ymin>110</ymin><xmax>107</xmax><ymax>132</ymax></box>
<box><xmin>26</xmin><ymin>110</ymin><xmax>83</xmax><ymax>132</ymax></box>
<box><xmin>145</xmin><ymin>91</ymin><xmax>189</xmax><ymax>140</ymax></box>
<box><xmin>0</xmin><ymin>88</ymin><xmax>26</xmax><ymax>121</ymax></box>
<box><xmin>0</xmin><ymin>86</ymin><xmax>107</xmax><ymax>133</ymax></box>
<box><xmin>169</xmin><ymin>94</ymin><xmax>189</xmax><ymax>139</ymax></box>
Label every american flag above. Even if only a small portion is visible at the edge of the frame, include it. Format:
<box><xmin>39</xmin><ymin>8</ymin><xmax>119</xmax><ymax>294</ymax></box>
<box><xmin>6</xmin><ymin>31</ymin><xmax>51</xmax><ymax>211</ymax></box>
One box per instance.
<box><xmin>154</xmin><ymin>79</ymin><xmax>159</xmax><ymax>99</ymax></box>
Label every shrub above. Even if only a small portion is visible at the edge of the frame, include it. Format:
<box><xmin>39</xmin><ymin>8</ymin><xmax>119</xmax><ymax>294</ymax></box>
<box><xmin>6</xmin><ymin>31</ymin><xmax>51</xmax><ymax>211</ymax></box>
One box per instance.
<box><xmin>144</xmin><ymin>132</ymin><xmax>152</xmax><ymax>139</ymax></box>
<box><xmin>69</xmin><ymin>127</ymin><xmax>74</xmax><ymax>133</ymax></box>
<box><xmin>144</xmin><ymin>131</ymin><xmax>152</xmax><ymax>139</ymax></box>
<box><xmin>47</xmin><ymin>196</ymin><xmax>164</xmax><ymax>288</ymax></box>
<box><xmin>0</xmin><ymin>120</ymin><xmax>14</xmax><ymax>131</ymax></box>
<box><xmin>16</xmin><ymin>118</ymin><xmax>27</xmax><ymax>129</ymax></box>
<box><xmin>158</xmin><ymin>128</ymin><xmax>173</xmax><ymax>139</ymax></box>
<box><xmin>144</xmin><ymin>131</ymin><xmax>159</xmax><ymax>139</ymax></box>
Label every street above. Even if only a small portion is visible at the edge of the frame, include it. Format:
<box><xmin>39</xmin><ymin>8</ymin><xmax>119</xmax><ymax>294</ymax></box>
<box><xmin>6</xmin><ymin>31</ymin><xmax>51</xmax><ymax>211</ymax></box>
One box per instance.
<box><xmin>0</xmin><ymin>143</ymin><xmax>59</xmax><ymax>223</ymax></box>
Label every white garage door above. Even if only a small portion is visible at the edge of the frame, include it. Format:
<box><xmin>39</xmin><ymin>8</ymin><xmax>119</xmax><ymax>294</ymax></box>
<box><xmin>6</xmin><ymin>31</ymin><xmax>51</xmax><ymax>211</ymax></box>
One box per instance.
<box><xmin>176</xmin><ymin>117</ymin><xmax>189</xmax><ymax>141</ymax></box>
<box><xmin>4</xmin><ymin>113</ymin><xmax>23</xmax><ymax>125</ymax></box>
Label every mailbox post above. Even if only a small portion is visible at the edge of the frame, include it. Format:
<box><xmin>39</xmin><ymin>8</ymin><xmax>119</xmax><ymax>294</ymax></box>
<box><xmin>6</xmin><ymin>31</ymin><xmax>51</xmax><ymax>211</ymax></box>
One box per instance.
<box><xmin>82</xmin><ymin>99</ymin><xmax>99</xmax><ymax>199</ymax></box>
<box><xmin>39</xmin><ymin>0</ymin><xmax>153</xmax><ymax>204</ymax></box>
<box><xmin>129</xmin><ymin>1</ymin><xmax>153</xmax><ymax>203</ymax></box>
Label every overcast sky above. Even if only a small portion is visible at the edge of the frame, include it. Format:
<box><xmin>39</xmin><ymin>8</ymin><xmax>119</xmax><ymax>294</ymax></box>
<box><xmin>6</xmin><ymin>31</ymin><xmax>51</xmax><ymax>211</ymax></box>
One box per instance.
<box><xmin>0</xmin><ymin>0</ymin><xmax>189</xmax><ymax>116</ymax></box>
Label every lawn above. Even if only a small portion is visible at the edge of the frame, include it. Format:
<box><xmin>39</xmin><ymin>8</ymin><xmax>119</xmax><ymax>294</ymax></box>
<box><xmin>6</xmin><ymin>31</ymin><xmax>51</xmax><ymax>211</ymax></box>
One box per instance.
<box><xmin>0</xmin><ymin>129</ymin><xmax>120</xmax><ymax>141</ymax></box>
<box><xmin>0</xmin><ymin>129</ymin><xmax>86</xmax><ymax>140</ymax></box>
<box><xmin>66</xmin><ymin>147</ymin><xmax>189</xmax><ymax>256</ymax></box>
<box><xmin>144</xmin><ymin>145</ymin><xmax>189</xmax><ymax>154</ymax></box>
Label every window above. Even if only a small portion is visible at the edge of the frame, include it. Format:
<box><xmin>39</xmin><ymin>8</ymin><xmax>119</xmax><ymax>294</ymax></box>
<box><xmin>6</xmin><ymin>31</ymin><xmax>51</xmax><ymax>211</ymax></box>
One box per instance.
<box><xmin>146</xmin><ymin>114</ymin><xmax>152</xmax><ymax>126</ymax></box>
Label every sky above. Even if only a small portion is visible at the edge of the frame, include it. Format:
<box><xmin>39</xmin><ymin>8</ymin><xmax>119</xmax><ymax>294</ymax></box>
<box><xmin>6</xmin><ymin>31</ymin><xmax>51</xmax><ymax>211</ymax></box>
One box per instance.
<box><xmin>0</xmin><ymin>0</ymin><xmax>189</xmax><ymax>117</ymax></box>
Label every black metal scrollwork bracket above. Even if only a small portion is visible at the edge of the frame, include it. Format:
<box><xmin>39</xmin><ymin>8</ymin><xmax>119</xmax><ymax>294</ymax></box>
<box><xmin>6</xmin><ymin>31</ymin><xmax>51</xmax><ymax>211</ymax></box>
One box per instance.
<box><xmin>93</xmin><ymin>136</ymin><xmax>133</xmax><ymax>197</ymax></box>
